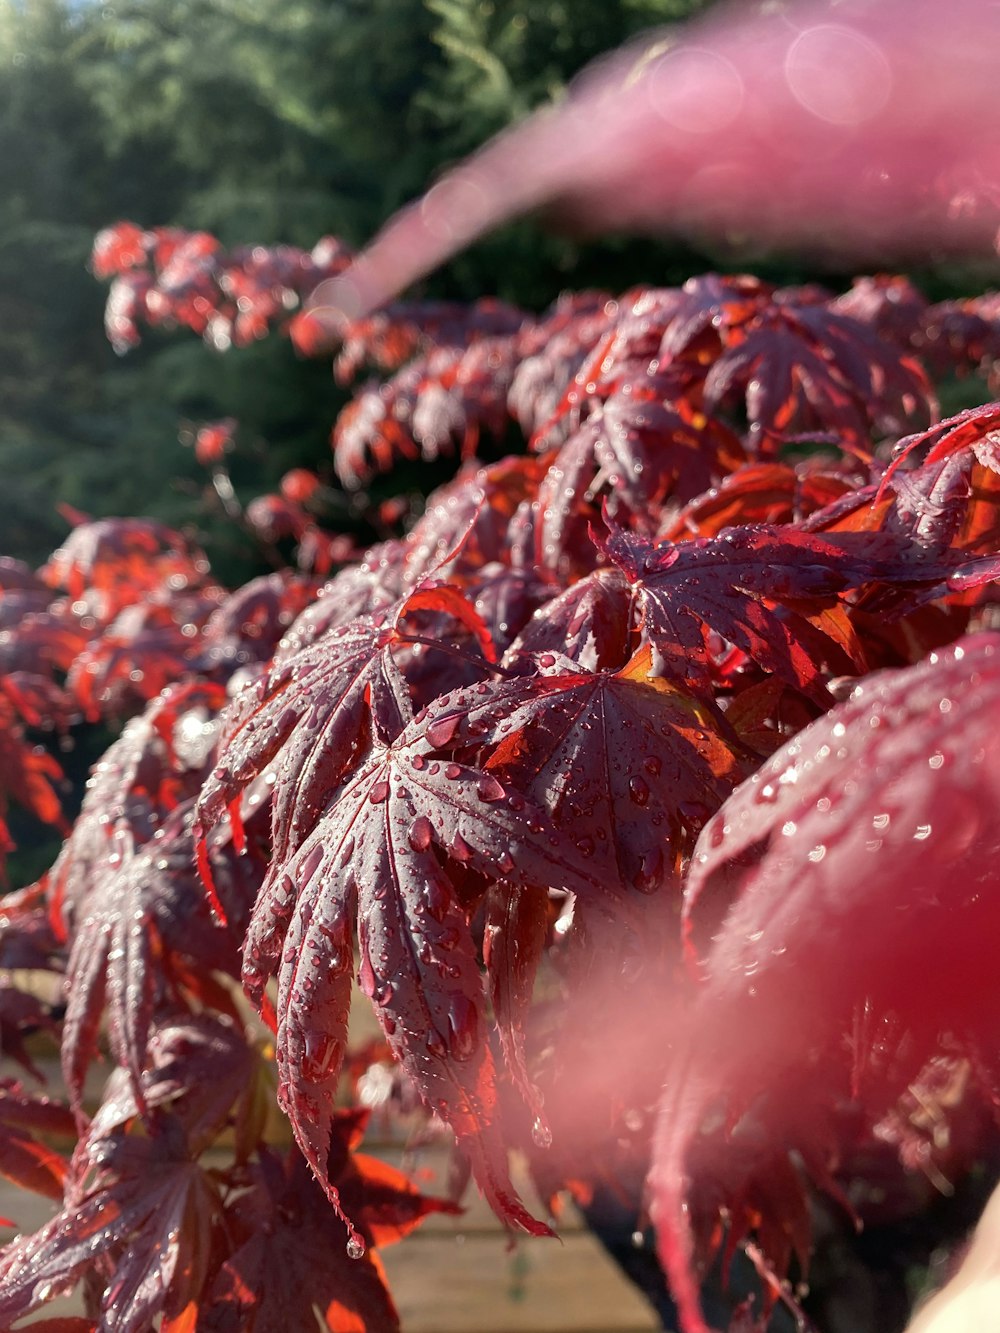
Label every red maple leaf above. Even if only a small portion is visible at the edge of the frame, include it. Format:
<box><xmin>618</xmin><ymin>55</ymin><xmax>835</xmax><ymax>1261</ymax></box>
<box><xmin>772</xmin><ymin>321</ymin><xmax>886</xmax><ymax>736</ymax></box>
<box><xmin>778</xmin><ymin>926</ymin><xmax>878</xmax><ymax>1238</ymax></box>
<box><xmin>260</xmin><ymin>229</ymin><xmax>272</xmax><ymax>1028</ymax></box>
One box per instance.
<box><xmin>0</xmin><ymin>1125</ymin><xmax>221</xmax><ymax>1333</ymax></box>
<box><xmin>599</xmin><ymin>521</ymin><xmax>1000</xmax><ymax>697</ymax></box>
<box><xmin>201</xmin><ymin>678</ymin><xmax>613</xmax><ymax>1235</ymax></box>
<box><xmin>62</xmin><ymin>800</ymin><xmax>256</xmax><ymax>1116</ymax></box>
<box><xmin>0</xmin><ymin>1083</ymin><xmax>74</xmax><ymax>1204</ymax></box>
<box><xmin>202</xmin><ymin>1113</ymin><xmax>459</xmax><ymax>1332</ymax></box>
<box><xmin>50</xmin><ymin>683</ymin><xmax>227</xmax><ymax>1108</ymax></box>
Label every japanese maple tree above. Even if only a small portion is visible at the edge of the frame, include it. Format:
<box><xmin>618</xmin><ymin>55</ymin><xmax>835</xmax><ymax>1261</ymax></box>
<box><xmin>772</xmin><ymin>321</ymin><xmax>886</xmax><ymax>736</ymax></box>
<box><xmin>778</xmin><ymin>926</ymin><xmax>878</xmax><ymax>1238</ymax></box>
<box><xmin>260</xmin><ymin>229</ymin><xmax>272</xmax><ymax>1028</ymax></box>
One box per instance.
<box><xmin>7</xmin><ymin>43</ymin><xmax>1000</xmax><ymax>1316</ymax></box>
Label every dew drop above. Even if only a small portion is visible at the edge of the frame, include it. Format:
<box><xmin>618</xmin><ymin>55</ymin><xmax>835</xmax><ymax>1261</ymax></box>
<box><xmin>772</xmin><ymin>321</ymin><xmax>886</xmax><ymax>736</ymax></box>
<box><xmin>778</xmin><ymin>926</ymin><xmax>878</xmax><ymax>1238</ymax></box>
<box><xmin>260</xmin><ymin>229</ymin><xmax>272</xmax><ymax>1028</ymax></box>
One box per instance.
<box><xmin>368</xmin><ymin>778</ymin><xmax>390</xmax><ymax>804</ymax></box>
<box><xmin>427</xmin><ymin>714</ymin><xmax>460</xmax><ymax>748</ymax></box>
<box><xmin>346</xmin><ymin>1234</ymin><xmax>366</xmax><ymax>1260</ymax></box>
<box><xmin>424</xmin><ymin>875</ymin><xmax>450</xmax><ymax>921</ymax></box>
<box><xmin>451</xmin><ymin>831</ymin><xmax>474</xmax><ymax>863</ymax></box>
<box><xmin>408</xmin><ymin>816</ymin><xmax>434</xmax><ymax>852</ymax></box>
<box><xmin>531</xmin><ymin>1115</ymin><xmax>553</xmax><ymax>1149</ymax></box>
<box><xmin>444</xmin><ymin>763</ymin><xmax>462</xmax><ymax>780</ymax></box>
<box><xmin>358</xmin><ymin>945</ymin><xmax>377</xmax><ymax>999</ymax></box>
<box><xmin>302</xmin><ymin>1032</ymin><xmax>343</xmax><ymax>1083</ymax></box>
<box><xmin>447</xmin><ymin>995</ymin><xmax>479</xmax><ymax>1061</ymax></box>
<box><xmin>633</xmin><ymin>847</ymin><xmax>663</xmax><ymax>892</ymax></box>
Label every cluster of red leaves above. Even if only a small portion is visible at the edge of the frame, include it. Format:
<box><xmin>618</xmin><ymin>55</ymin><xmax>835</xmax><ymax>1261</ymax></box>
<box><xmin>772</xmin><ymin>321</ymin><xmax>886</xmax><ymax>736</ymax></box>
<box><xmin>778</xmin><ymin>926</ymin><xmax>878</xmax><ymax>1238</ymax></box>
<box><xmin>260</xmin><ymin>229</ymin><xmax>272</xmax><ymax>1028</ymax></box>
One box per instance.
<box><xmin>5</xmin><ymin>243</ymin><xmax>1000</xmax><ymax>1330</ymax></box>
<box><xmin>93</xmin><ymin>222</ymin><xmax>353</xmax><ymax>354</ymax></box>
<box><xmin>0</xmin><ymin>521</ymin><xmax>462</xmax><ymax>1328</ymax></box>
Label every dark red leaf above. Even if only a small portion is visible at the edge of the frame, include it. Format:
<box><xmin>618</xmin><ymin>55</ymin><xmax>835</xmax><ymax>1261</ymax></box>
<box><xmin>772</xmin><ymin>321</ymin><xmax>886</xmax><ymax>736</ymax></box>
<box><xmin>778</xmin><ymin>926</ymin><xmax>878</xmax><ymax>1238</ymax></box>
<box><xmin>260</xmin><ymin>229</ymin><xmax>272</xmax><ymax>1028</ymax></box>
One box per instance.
<box><xmin>483</xmin><ymin>882</ymin><xmax>552</xmax><ymax>1130</ymax></box>
<box><xmin>469</xmin><ymin>646</ymin><xmax>746</xmax><ymax>907</ymax></box>
<box><xmin>203</xmin><ymin>1125</ymin><xmax>457</xmax><ymax>1333</ymax></box>
<box><xmin>62</xmin><ymin>801</ymin><xmax>253</xmax><ymax>1115</ymax></box>
<box><xmin>660</xmin><ymin>461</ymin><xmax>858</xmax><ymax>542</ymax></box>
<box><xmin>0</xmin><ymin>1084</ymin><xmax>71</xmax><ymax>1203</ymax></box>
<box><xmin>89</xmin><ymin>1016</ymin><xmax>256</xmax><ymax>1157</ymax></box>
<box><xmin>0</xmin><ymin>679</ymin><xmax>67</xmax><ymax>878</ymax></box>
<box><xmin>600</xmin><ymin>521</ymin><xmax>1000</xmax><ymax>698</ymax></box>
<box><xmin>206</xmin><ymin>685</ymin><xmax>612</xmax><ymax>1235</ymax></box>
<box><xmin>50</xmin><ymin>684</ymin><xmax>226</xmax><ymax>1107</ymax></box>
<box><xmin>0</xmin><ymin>1128</ymin><xmax>221</xmax><ymax>1333</ymax></box>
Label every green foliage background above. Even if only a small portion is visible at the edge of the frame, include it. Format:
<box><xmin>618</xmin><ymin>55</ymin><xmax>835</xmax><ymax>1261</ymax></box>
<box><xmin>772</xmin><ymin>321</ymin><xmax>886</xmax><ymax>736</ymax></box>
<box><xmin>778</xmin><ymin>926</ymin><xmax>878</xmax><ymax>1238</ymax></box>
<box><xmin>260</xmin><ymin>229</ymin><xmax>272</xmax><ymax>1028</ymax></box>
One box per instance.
<box><xmin>0</xmin><ymin>0</ymin><xmax>721</xmax><ymax>570</ymax></box>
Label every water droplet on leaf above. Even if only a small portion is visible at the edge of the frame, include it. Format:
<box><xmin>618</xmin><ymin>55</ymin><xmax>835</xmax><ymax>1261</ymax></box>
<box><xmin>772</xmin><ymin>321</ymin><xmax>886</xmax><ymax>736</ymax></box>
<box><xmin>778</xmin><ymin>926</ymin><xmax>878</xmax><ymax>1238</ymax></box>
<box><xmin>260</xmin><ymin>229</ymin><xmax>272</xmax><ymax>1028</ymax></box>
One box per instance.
<box><xmin>408</xmin><ymin>816</ymin><xmax>434</xmax><ymax>851</ymax></box>
<box><xmin>427</xmin><ymin>714</ymin><xmax>460</xmax><ymax>748</ymax></box>
<box><xmin>531</xmin><ymin>1115</ymin><xmax>553</xmax><ymax>1149</ymax></box>
<box><xmin>477</xmin><ymin>774</ymin><xmax>505</xmax><ymax>802</ymax></box>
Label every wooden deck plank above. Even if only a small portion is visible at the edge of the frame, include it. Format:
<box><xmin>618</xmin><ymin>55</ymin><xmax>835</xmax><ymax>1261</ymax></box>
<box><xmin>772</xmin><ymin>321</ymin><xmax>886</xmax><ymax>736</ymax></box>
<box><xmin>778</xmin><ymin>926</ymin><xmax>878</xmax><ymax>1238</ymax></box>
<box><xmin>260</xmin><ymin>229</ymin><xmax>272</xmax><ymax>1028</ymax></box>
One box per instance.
<box><xmin>382</xmin><ymin>1232</ymin><xmax>660</xmax><ymax>1333</ymax></box>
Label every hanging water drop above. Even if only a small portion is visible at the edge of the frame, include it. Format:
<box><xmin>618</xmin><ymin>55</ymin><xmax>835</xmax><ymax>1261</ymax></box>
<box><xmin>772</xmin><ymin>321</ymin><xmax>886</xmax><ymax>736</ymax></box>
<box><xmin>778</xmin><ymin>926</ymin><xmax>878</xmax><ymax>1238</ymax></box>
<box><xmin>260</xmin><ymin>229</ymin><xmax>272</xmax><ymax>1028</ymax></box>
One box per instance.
<box><xmin>447</xmin><ymin>995</ymin><xmax>478</xmax><ymax>1060</ymax></box>
<box><xmin>531</xmin><ymin>1115</ymin><xmax>553</xmax><ymax>1149</ymax></box>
